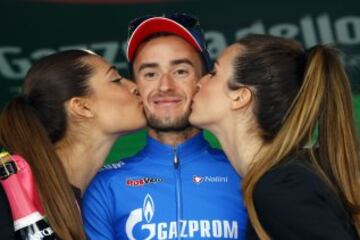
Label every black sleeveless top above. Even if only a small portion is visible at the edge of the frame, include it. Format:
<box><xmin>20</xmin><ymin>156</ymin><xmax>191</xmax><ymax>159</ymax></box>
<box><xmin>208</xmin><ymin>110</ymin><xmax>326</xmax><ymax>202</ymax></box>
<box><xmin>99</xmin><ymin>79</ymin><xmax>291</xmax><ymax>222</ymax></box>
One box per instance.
<box><xmin>246</xmin><ymin>155</ymin><xmax>359</xmax><ymax>239</ymax></box>
<box><xmin>0</xmin><ymin>184</ymin><xmax>15</xmax><ymax>240</ymax></box>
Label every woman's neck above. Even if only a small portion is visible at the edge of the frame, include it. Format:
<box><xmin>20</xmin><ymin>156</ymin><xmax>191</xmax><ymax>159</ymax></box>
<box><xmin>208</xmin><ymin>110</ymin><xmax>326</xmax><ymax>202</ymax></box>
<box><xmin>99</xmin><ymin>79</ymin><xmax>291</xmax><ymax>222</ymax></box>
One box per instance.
<box><xmin>56</xmin><ymin>133</ymin><xmax>117</xmax><ymax>194</ymax></box>
<box><xmin>211</xmin><ymin>120</ymin><xmax>263</xmax><ymax>176</ymax></box>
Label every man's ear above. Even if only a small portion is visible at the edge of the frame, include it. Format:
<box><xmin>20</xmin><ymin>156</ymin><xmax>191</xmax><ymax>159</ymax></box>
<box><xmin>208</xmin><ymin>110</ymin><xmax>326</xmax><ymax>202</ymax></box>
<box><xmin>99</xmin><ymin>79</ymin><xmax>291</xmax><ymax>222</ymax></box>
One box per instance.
<box><xmin>68</xmin><ymin>97</ymin><xmax>94</xmax><ymax>118</ymax></box>
<box><xmin>229</xmin><ymin>87</ymin><xmax>252</xmax><ymax>110</ymax></box>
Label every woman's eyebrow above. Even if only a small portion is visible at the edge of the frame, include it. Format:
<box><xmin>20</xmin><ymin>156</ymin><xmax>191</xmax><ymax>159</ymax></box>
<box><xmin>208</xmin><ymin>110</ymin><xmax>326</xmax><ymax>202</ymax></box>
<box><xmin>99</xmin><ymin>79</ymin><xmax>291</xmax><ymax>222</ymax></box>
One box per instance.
<box><xmin>105</xmin><ymin>65</ymin><xmax>117</xmax><ymax>75</ymax></box>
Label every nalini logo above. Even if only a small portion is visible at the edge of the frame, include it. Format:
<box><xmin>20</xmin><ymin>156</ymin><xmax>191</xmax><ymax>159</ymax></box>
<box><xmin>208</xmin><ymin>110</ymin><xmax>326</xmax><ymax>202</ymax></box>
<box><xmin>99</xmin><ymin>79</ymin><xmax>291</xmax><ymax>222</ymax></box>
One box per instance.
<box><xmin>193</xmin><ymin>176</ymin><xmax>203</xmax><ymax>184</ymax></box>
<box><xmin>192</xmin><ymin>175</ymin><xmax>228</xmax><ymax>184</ymax></box>
<box><xmin>126</xmin><ymin>177</ymin><xmax>162</xmax><ymax>187</ymax></box>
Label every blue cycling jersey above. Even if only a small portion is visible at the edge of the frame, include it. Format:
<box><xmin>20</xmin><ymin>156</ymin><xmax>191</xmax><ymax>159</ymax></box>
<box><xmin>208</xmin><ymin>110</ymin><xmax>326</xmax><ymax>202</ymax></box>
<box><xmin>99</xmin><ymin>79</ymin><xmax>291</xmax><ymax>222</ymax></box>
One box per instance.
<box><xmin>82</xmin><ymin>132</ymin><xmax>248</xmax><ymax>239</ymax></box>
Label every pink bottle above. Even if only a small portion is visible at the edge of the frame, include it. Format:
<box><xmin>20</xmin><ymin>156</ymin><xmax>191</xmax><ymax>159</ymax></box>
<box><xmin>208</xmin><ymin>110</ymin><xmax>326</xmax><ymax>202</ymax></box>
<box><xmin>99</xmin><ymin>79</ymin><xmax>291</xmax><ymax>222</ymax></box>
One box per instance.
<box><xmin>0</xmin><ymin>153</ymin><xmax>58</xmax><ymax>239</ymax></box>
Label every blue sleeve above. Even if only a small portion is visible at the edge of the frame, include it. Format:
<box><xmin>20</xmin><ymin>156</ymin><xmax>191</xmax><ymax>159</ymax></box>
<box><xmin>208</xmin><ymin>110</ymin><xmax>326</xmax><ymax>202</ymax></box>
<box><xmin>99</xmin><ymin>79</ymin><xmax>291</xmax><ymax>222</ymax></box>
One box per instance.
<box><xmin>252</xmin><ymin>165</ymin><xmax>356</xmax><ymax>240</ymax></box>
<box><xmin>82</xmin><ymin>176</ymin><xmax>114</xmax><ymax>240</ymax></box>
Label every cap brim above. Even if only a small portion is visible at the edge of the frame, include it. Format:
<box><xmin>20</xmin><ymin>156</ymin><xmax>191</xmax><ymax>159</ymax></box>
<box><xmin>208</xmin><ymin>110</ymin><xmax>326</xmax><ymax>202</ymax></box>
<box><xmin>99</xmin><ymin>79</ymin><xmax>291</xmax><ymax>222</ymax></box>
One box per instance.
<box><xmin>127</xmin><ymin>17</ymin><xmax>202</xmax><ymax>62</ymax></box>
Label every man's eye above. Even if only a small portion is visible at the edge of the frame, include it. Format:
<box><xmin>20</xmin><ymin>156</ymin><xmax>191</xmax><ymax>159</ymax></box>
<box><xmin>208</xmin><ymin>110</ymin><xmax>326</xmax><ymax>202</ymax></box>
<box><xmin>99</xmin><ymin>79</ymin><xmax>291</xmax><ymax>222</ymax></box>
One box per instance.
<box><xmin>144</xmin><ymin>72</ymin><xmax>157</xmax><ymax>78</ymax></box>
<box><xmin>174</xmin><ymin>69</ymin><xmax>189</xmax><ymax>77</ymax></box>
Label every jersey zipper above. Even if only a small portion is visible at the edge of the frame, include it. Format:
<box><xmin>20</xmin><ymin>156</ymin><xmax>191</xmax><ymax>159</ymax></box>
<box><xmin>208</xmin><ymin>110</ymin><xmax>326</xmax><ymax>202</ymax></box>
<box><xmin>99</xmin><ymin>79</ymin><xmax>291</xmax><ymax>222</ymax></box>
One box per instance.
<box><xmin>173</xmin><ymin>147</ymin><xmax>182</xmax><ymax>240</ymax></box>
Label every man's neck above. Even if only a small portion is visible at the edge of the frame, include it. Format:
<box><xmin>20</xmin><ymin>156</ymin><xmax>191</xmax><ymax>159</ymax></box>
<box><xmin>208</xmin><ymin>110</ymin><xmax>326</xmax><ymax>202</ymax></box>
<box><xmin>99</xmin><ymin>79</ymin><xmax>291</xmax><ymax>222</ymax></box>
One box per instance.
<box><xmin>148</xmin><ymin>127</ymin><xmax>201</xmax><ymax>147</ymax></box>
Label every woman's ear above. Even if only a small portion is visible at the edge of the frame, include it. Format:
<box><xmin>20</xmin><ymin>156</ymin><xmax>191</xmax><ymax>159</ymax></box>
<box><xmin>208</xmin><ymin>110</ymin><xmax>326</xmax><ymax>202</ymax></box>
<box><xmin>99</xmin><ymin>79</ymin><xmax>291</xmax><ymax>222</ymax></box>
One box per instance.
<box><xmin>68</xmin><ymin>97</ymin><xmax>94</xmax><ymax>118</ymax></box>
<box><xmin>230</xmin><ymin>87</ymin><xmax>252</xmax><ymax>110</ymax></box>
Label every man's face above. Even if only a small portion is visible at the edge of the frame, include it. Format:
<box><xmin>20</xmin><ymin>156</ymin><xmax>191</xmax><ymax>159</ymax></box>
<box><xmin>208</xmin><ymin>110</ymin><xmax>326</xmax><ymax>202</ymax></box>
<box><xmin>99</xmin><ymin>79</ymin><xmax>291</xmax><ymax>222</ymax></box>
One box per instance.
<box><xmin>133</xmin><ymin>35</ymin><xmax>203</xmax><ymax>132</ymax></box>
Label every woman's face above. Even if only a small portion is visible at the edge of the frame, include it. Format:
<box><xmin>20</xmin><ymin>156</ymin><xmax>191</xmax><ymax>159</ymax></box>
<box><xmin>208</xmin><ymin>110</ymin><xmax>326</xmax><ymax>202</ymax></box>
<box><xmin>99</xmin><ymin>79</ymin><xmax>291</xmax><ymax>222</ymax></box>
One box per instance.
<box><xmin>84</xmin><ymin>55</ymin><xmax>145</xmax><ymax>135</ymax></box>
<box><xmin>190</xmin><ymin>44</ymin><xmax>243</xmax><ymax>130</ymax></box>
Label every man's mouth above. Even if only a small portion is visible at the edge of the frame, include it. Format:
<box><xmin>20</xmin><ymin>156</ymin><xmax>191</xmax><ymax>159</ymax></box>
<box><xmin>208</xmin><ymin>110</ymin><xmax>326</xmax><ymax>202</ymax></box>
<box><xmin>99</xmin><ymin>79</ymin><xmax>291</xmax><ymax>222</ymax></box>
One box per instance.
<box><xmin>152</xmin><ymin>97</ymin><xmax>182</xmax><ymax>106</ymax></box>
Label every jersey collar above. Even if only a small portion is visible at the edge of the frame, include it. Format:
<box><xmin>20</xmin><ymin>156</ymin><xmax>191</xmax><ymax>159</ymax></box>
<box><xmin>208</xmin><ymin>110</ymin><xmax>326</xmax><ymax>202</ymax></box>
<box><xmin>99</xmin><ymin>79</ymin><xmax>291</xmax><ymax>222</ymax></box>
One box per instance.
<box><xmin>142</xmin><ymin>132</ymin><xmax>209</xmax><ymax>162</ymax></box>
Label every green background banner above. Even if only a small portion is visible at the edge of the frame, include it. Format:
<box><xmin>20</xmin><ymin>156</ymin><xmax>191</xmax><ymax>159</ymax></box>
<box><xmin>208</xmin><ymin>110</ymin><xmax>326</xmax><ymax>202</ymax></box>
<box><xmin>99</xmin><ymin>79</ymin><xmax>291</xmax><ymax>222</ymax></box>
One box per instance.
<box><xmin>1</xmin><ymin>0</ymin><xmax>359</xmax><ymax>162</ymax></box>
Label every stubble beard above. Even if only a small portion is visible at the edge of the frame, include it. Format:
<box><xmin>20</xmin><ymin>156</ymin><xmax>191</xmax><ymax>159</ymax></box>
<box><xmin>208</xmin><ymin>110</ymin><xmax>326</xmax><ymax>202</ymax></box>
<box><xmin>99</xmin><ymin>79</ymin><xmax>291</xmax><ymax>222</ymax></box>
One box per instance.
<box><xmin>145</xmin><ymin>107</ymin><xmax>192</xmax><ymax>132</ymax></box>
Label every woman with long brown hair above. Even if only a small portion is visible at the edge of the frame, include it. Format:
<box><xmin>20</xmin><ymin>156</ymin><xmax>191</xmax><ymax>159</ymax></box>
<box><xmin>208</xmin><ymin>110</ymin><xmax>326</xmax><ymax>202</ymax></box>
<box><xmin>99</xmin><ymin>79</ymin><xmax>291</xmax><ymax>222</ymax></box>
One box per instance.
<box><xmin>190</xmin><ymin>34</ymin><xmax>360</xmax><ymax>239</ymax></box>
<box><xmin>0</xmin><ymin>49</ymin><xmax>145</xmax><ymax>239</ymax></box>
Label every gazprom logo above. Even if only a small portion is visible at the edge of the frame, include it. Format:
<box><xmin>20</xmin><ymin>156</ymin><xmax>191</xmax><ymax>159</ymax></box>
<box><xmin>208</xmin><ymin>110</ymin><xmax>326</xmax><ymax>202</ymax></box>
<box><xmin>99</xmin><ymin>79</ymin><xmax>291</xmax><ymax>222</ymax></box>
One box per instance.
<box><xmin>126</xmin><ymin>194</ymin><xmax>157</xmax><ymax>240</ymax></box>
<box><xmin>125</xmin><ymin>194</ymin><xmax>239</xmax><ymax>239</ymax></box>
<box><xmin>143</xmin><ymin>194</ymin><xmax>154</xmax><ymax>223</ymax></box>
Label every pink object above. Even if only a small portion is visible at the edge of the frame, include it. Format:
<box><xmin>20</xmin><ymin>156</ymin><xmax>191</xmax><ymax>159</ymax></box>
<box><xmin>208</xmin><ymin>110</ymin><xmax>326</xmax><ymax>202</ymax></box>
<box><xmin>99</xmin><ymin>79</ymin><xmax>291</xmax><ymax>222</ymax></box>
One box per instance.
<box><xmin>1</xmin><ymin>154</ymin><xmax>58</xmax><ymax>239</ymax></box>
<box><xmin>1</xmin><ymin>154</ymin><xmax>45</xmax><ymax>220</ymax></box>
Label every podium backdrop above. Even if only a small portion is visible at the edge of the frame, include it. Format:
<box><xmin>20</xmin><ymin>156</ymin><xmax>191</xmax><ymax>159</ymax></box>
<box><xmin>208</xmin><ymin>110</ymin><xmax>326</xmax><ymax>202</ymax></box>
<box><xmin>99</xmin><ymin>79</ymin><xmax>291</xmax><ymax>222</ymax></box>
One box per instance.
<box><xmin>1</xmin><ymin>0</ymin><xmax>359</xmax><ymax>162</ymax></box>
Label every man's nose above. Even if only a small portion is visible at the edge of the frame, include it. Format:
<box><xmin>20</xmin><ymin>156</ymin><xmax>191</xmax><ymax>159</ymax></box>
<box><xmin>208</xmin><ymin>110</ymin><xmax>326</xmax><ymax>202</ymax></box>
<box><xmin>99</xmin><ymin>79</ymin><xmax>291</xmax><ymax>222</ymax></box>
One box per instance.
<box><xmin>158</xmin><ymin>74</ymin><xmax>175</xmax><ymax>92</ymax></box>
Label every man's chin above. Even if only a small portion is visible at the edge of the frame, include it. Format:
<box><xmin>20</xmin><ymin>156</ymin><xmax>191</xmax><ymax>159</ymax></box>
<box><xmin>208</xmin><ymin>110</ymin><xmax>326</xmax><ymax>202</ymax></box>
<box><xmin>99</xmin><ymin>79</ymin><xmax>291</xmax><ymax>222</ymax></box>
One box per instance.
<box><xmin>148</xmin><ymin>124</ymin><xmax>191</xmax><ymax>132</ymax></box>
<box><xmin>146</xmin><ymin>114</ymin><xmax>191</xmax><ymax>132</ymax></box>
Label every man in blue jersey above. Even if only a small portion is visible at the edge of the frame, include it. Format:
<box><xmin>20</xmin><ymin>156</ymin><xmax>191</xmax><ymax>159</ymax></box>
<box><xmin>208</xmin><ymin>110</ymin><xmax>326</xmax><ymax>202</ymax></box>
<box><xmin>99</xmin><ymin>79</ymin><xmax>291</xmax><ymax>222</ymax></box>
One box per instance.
<box><xmin>82</xmin><ymin>13</ymin><xmax>247</xmax><ymax>239</ymax></box>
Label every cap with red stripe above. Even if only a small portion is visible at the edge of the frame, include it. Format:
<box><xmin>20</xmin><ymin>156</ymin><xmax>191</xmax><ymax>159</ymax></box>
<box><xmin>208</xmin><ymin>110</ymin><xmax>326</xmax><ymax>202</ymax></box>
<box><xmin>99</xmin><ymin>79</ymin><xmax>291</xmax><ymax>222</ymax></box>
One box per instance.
<box><xmin>126</xmin><ymin>16</ymin><xmax>211</xmax><ymax>71</ymax></box>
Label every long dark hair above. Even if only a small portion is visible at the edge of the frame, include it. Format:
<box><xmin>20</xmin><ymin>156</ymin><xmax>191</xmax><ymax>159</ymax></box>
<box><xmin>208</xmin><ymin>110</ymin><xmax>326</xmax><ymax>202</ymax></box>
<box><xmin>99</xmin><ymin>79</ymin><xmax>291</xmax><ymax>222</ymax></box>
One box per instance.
<box><xmin>0</xmin><ymin>50</ymin><xmax>95</xmax><ymax>239</ymax></box>
<box><xmin>230</xmin><ymin>34</ymin><xmax>360</xmax><ymax>239</ymax></box>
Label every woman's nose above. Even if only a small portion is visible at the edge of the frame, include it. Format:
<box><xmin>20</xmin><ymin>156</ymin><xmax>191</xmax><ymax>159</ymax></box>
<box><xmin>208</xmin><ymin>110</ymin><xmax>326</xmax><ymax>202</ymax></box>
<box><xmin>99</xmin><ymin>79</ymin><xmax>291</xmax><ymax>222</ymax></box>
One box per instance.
<box><xmin>125</xmin><ymin>80</ymin><xmax>140</xmax><ymax>96</ymax></box>
<box><xmin>195</xmin><ymin>82</ymin><xmax>202</xmax><ymax>93</ymax></box>
<box><xmin>132</xmin><ymin>87</ymin><xmax>140</xmax><ymax>96</ymax></box>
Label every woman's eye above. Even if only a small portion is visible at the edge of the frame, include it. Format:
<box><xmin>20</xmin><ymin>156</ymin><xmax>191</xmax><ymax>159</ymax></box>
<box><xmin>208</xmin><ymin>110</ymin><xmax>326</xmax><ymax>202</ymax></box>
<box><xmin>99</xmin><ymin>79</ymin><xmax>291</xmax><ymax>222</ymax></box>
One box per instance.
<box><xmin>209</xmin><ymin>69</ymin><xmax>217</xmax><ymax>78</ymax></box>
<box><xmin>111</xmin><ymin>77</ymin><xmax>123</xmax><ymax>84</ymax></box>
